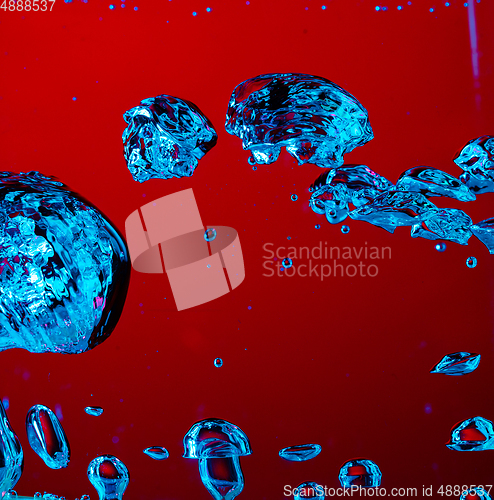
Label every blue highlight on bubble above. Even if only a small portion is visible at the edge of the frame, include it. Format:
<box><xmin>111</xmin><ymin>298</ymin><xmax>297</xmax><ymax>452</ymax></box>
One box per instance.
<box><xmin>109</xmin><ymin>4</ymin><xmax>114</xmax><ymax>9</ymax></box>
<box><xmin>282</xmin><ymin>258</ymin><xmax>293</xmax><ymax>269</ymax></box>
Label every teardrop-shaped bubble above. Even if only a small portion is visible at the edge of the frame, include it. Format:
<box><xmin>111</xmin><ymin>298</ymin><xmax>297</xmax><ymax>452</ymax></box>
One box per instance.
<box><xmin>143</xmin><ymin>447</ymin><xmax>169</xmax><ymax>460</ymax></box>
<box><xmin>338</xmin><ymin>458</ymin><xmax>382</xmax><ymax>487</ymax></box>
<box><xmin>198</xmin><ymin>456</ymin><xmax>244</xmax><ymax>500</ymax></box>
<box><xmin>0</xmin><ymin>400</ymin><xmax>24</xmax><ymax>496</ymax></box>
<box><xmin>87</xmin><ymin>455</ymin><xmax>129</xmax><ymax>500</ymax></box>
<box><xmin>85</xmin><ymin>407</ymin><xmax>104</xmax><ymax>417</ymax></box>
<box><xmin>294</xmin><ymin>482</ymin><xmax>325</xmax><ymax>499</ymax></box>
<box><xmin>279</xmin><ymin>444</ymin><xmax>322</xmax><ymax>462</ymax></box>
<box><xmin>26</xmin><ymin>405</ymin><xmax>70</xmax><ymax>469</ymax></box>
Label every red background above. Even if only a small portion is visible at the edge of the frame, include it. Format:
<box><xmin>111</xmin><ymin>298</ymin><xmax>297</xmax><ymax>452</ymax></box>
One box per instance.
<box><xmin>1</xmin><ymin>0</ymin><xmax>494</xmax><ymax>498</ymax></box>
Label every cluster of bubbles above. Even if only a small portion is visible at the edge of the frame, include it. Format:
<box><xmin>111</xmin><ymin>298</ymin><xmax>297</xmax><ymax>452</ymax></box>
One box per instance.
<box><xmin>3</xmin><ymin>399</ymin><xmax>494</xmax><ymax>499</ymax></box>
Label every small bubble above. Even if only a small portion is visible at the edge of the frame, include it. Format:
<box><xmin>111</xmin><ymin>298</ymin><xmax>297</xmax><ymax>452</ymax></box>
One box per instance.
<box><xmin>341</xmin><ymin>225</ymin><xmax>350</xmax><ymax>234</ymax></box>
<box><xmin>282</xmin><ymin>258</ymin><xmax>293</xmax><ymax>269</ymax></box>
<box><xmin>214</xmin><ymin>358</ymin><xmax>223</xmax><ymax>368</ymax></box>
<box><xmin>466</xmin><ymin>256</ymin><xmax>477</xmax><ymax>268</ymax></box>
<box><xmin>204</xmin><ymin>228</ymin><xmax>217</xmax><ymax>242</ymax></box>
<box><xmin>397</xmin><ymin>5</ymin><xmax>402</xmax><ymax>9</ymax></box>
<box><xmin>109</xmin><ymin>4</ymin><xmax>114</xmax><ymax>8</ymax></box>
<box><xmin>247</xmin><ymin>156</ymin><xmax>256</xmax><ymax>165</ymax></box>
<box><xmin>252</xmin><ymin>166</ymin><xmax>257</xmax><ymax>171</ymax></box>
<box><xmin>206</xmin><ymin>7</ymin><xmax>211</xmax><ymax>11</ymax></box>
<box><xmin>321</xmin><ymin>4</ymin><xmax>326</xmax><ymax>9</ymax></box>
<box><xmin>85</xmin><ymin>406</ymin><xmax>103</xmax><ymax>417</ymax></box>
<box><xmin>207</xmin><ymin>264</ymin><xmax>211</xmax><ymax>269</ymax></box>
<box><xmin>121</xmin><ymin>3</ymin><xmax>125</xmax><ymax>7</ymax></box>
<box><xmin>134</xmin><ymin>6</ymin><xmax>138</xmax><ymax>10</ymax></box>
<box><xmin>435</xmin><ymin>242</ymin><xmax>446</xmax><ymax>252</ymax></box>
<box><xmin>34</xmin><ymin>494</ymin><xmax>42</xmax><ymax>499</ymax></box>
<box><xmin>375</xmin><ymin>5</ymin><xmax>380</xmax><ymax>10</ymax></box>
<box><xmin>429</xmin><ymin>7</ymin><xmax>434</xmax><ymax>11</ymax></box>
<box><xmin>192</xmin><ymin>11</ymin><xmax>197</xmax><ymax>15</ymax></box>
<box><xmin>308</xmin><ymin>187</ymin><xmax>314</xmax><ymax>192</ymax></box>
<box><xmin>143</xmin><ymin>446</ymin><xmax>169</xmax><ymax>460</ymax></box>
<box><xmin>72</xmin><ymin>97</ymin><xmax>77</xmax><ymax>101</ymax></box>
<box><xmin>287</xmin><ymin>236</ymin><xmax>291</xmax><ymax>240</ymax></box>
<box><xmin>445</xmin><ymin>1</ymin><xmax>450</xmax><ymax>5</ymax></box>
<box><xmin>81</xmin><ymin>495</ymin><xmax>90</xmax><ymax>500</ymax></box>
<box><xmin>424</xmin><ymin>404</ymin><xmax>432</xmax><ymax>414</ymax></box>
<box><xmin>291</xmin><ymin>194</ymin><xmax>298</xmax><ymax>201</ymax></box>
<box><xmin>112</xmin><ymin>436</ymin><xmax>119</xmax><ymax>444</ymax></box>
<box><xmin>248</xmin><ymin>306</ymin><xmax>252</xmax><ymax>310</ymax></box>
<box><xmin>315</xmin><ymin>224</ymin><xmax>321</xmax><ymax>229</ymax></box>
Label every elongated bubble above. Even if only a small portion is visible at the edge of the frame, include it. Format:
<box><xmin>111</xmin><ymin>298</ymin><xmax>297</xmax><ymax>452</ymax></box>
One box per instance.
<box><xmin>410</xmin><ymin>208</ymin><xmax>472</xmax><ymax>244</ymax></box>
<box><xmin>87</xmin><ymin>455</ymin><xmax>129</xmax><ymax>500</ymax></box>
<box><xmin>143</xmin><ymin>447</ymin><xmax>169</xmax><ymax>460</ymax></box>
<box><xmin>430</xmin><ymin>352</ymin><xmax>480</xmax><ymax>376</ymax></box>
<box><xmin>0</xmin><ymin>400</ymin><xmax>24</xmax><ymax>496</ymax></box>
<box><xmin>349</xmin><ymin>191</ymin><xmax>438</xmax><ymax>233</ymax></box>
<box><xmin>279</xmin><ymin>444</ymin><xmax>321</xmax><ymax>462</ymax></box>
<box><xmin>26</xmin><ymin>405</ymin><xmax>70</xmax><ymax>469</ymax></box>
<box><xmin>396</xmin><ymin>166</ymin><xmax>475</xmax><ymax>202</ymax></box>
<box><xmin>85</xmin><ymin>407</ymin><xmax>104</xmax><ymax>417</ymax></box>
